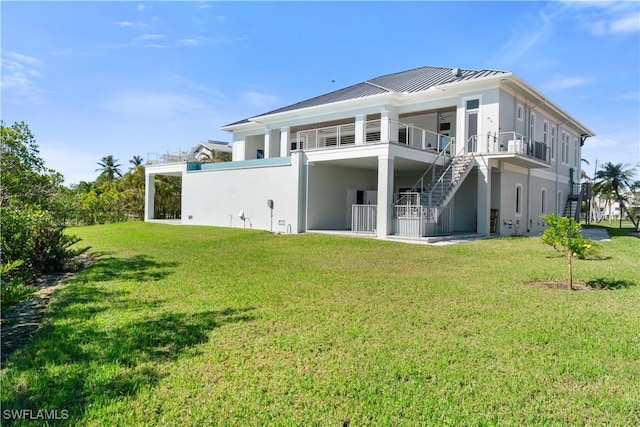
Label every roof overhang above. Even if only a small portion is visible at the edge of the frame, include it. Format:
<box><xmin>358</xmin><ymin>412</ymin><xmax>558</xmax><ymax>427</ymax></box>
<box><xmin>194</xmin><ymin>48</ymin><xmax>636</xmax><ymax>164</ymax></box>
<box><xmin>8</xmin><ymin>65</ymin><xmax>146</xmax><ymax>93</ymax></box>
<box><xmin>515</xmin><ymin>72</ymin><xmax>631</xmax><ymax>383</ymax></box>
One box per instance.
<box><xmin>499</xmin><ymin>73</ymin><xmax>596</xmax><ymax>141</ymax></box>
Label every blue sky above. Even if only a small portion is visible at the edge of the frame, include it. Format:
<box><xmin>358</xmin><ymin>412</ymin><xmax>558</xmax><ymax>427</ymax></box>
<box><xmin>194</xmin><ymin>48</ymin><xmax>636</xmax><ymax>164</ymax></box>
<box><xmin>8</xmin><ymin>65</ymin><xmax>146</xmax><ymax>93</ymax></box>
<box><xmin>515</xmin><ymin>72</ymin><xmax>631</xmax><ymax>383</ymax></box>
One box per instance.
<box><xmin>2</xmin><ymin>1</ymin><xmax>639</xmax><ymax>185</ymax></box>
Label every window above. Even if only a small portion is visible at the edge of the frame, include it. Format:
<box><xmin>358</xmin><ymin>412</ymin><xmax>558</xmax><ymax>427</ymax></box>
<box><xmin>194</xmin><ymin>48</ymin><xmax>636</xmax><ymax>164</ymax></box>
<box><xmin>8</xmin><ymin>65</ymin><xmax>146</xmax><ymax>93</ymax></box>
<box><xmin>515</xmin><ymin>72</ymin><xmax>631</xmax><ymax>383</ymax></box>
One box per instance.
<box><xmin>574</xmin><ymin>137</ymin><xmax>579</xmax><ymax>168</ymax></box>
<box><xmin>543</xmin><ymin>121</ymin><xmax>548</xmax><ymax>146</ymax></box>
<box><xmin>551</xmin><ymin>125</ymin><xmax>556</xmax><ymax>161</ymax></box>
<box><xmin>557</xmin><ymin>191</ymin><xmax>563</xmax><ymax>215</ymax></box>
<box><xmin>529</xmin><ymin>112</ymin><xmax>536</xmax><ymax>141</ymax></box>
<box><xmin>561</xmin><ymin>131</ymin><xmax>569</xmax><ymax>164</ymax></box>
<box><xmin>517</xmin><ymin>103</ymin><xmax>523</xmax><ymax>121</ymax></box>
<box><xmin>541</xmin><ymin>189</ymin><xmax>547</xmax><ymax>214</ymax></box>
<box><xmin>465</xmin><ymin>97</ymin><xmax>480</xmax><ymax>152</ymax></box>
<box><xmin>515</xmin><ymin>184</ymin><xmax>522</xmax><ymax>216</ymax></box>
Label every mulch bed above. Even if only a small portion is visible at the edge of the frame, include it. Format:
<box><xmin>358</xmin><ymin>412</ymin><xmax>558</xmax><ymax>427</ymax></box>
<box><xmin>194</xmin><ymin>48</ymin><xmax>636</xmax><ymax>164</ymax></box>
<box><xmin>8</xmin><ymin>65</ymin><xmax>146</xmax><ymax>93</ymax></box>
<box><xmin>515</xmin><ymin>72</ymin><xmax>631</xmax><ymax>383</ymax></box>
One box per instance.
<box><xmin>525</xmin><ymin>281</ymin><xmax>594</xmax><ymax>291</ymax></box>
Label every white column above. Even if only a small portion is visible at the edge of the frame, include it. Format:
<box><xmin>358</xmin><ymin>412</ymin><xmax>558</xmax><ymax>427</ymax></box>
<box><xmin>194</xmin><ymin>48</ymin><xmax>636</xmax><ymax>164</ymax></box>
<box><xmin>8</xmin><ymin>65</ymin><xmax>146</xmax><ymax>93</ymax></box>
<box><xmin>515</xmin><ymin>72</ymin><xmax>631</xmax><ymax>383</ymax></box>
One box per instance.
<box><xmin>355</xmin><ymin>114</ymin><xmax>365</xmax><ymax>145</ymax></box>
<box><xmin>144</xmin><ymin>173</ymin><xmax>155</xmax><ymax>220</ymax></box>
<box><xmin>280</xmin><ymin>126</ymin><xmax>290</xmax><ymax>156</ymax></box>
<box><xmin>263</xmin><ymin>129</ymin><xmax>271</xmax><ymax>159</ymax></box>
<box><xmin>380</xmin><ymin>108</ymin><xmax>399</xmax><ymax>143</ymax></box>
<box><xmin>377</xmin><ymin>155</ymin><xmax>395</xmax><ymax>239</ymax></box>
<box><xmin>477</xmin><ymin>164</ymin><xmax>491</xmax><ymax>236</ymax></box>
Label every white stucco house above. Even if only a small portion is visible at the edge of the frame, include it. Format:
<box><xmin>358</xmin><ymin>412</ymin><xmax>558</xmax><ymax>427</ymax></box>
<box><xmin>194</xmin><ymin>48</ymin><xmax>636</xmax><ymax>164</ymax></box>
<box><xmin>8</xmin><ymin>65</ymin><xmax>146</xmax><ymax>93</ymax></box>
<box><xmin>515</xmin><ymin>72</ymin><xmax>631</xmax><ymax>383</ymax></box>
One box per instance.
<box><xmin>144</xmin><ymin>65</ymin><xmax>594</xmax><ymax>239</ymax></box>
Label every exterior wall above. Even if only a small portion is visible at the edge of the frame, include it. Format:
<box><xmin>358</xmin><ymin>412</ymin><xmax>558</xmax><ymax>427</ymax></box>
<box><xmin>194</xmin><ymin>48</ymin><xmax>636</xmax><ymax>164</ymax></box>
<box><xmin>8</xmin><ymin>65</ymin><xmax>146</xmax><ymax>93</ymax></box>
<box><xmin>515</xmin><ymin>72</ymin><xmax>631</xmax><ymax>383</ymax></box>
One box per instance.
<box><xmin>307</xmin><ymin>163</ymin><xmax>377</xmax><ymax>230</ymax></box>
<box><xmin>497</xmin><ymin>165</ymin><xmax>528</xmax><ymax>235</ymax></box>
<box><xmin>453</xmin><ymin>169</ymin><xmax>478</xmax><ymax>232</ymax></box>
<box><xmin>181</xmin><ymin>155</ymin><xmax>303</xmax><ymax>233</ymax></box>
<box><xmin>498</xmin><ymin>88</ymin><xmax>583</xmax><ymax>185</ymax></box>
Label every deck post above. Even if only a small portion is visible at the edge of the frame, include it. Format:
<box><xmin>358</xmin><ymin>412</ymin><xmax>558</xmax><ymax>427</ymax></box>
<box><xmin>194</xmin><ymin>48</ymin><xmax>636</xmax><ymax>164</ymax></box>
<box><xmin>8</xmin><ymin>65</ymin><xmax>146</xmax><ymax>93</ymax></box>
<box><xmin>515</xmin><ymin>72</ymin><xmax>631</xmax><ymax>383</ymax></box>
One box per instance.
<box><xmin>280</xmin><ymin>126</ymin><xmax>290</xmax><ymax>156</ymax></box>
<box><xmin>477</xmin><ymin>163</ymin><xmax>491</xmax><ymax>235</ymax></box>
<box><xmin>355</xmin><ymin>114</ymin><xmax>365</xmax><ymax>145</ymax></box>
<box><xmin>145</xmin><ymin>173</ymin><xmax>155</xmax><ymax>221</ymax></box>
<box><xmin>377</xmin><ymin>155</ymin><xmax>394</xmax><ymax>238</ymax></box>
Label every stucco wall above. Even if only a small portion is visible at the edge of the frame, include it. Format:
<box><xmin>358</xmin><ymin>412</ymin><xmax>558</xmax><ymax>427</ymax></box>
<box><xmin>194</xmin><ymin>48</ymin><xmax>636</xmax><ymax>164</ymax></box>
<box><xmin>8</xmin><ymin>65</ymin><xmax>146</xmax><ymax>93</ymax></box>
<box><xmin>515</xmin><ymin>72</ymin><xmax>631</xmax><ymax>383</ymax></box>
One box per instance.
<box><xmin>307</xmin><ymin>163</ymin><xmax>377</xmax><ymax>230</ymax></box>
<box><xmin>453</xmin><ymin>169</ymin><xmax>478</xmax><ymax>232</ymax></box>
<box><xmin>181</xmin><ymin>156</ymin><xmax>302</xmax><ymax>233</ymax></box>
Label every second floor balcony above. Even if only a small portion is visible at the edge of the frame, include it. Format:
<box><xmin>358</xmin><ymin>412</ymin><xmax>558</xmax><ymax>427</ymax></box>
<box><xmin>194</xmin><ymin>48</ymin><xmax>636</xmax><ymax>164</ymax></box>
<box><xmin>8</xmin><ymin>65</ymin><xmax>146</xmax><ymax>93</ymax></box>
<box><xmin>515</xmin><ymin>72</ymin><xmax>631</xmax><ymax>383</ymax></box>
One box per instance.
<box><xmin>294</xmin><ymin>120</ymin><xmax>453</xmax><ymax>154</ymax></box>
<box><xmin>462</xmin><ymin>131</ymin><xmax>551</xmax><ymax>166</ymax></box>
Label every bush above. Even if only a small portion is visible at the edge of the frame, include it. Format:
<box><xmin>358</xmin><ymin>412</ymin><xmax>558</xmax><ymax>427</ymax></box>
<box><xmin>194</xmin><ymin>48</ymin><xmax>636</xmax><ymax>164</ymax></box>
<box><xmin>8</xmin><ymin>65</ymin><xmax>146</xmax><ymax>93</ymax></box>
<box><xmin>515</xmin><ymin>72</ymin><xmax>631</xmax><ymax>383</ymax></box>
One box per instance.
<box><xmin>0</xmin><ymin>260</ymin><xmax>35</xmax><ymax>310</ymax></box>
<box><xmin>1</xmin><ymin>207</ymin><xmax>84</xmax><ymax>281</ymax></box>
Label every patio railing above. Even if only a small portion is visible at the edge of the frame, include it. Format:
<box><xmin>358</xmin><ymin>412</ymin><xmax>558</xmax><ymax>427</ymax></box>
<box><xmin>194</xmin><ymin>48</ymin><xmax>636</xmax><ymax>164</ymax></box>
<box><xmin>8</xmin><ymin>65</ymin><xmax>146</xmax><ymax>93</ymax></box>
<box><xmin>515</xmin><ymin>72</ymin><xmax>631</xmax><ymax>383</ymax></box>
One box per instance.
<box><xmin>394</xmin><ymin>206</ymin><xmax>452</xmax><ymax>238</ymax></box>
<box><xmin>352</xmin><ymin>205</ymin><xmax>377</xmax><ymax>234</ymax></box>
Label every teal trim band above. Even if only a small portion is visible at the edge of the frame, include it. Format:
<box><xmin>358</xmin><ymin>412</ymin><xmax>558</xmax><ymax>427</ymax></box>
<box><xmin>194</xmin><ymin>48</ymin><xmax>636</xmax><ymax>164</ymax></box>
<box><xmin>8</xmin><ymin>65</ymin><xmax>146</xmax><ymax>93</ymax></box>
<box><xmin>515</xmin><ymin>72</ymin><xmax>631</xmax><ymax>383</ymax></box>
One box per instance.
<box><xmin>186</xmin><ymin>156</ymin><xmax>291</xmax><ymax>172</ymax></box>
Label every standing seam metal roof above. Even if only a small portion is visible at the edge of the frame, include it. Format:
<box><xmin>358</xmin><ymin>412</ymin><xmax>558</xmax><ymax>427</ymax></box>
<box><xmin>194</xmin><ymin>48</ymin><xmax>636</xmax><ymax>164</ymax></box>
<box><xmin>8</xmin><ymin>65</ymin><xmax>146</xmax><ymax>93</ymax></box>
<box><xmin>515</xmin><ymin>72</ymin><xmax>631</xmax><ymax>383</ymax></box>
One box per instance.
<box><xmin>224</xmin><ymin>66</ymin><xmax>508</xmax><ymax>127</ymax></box>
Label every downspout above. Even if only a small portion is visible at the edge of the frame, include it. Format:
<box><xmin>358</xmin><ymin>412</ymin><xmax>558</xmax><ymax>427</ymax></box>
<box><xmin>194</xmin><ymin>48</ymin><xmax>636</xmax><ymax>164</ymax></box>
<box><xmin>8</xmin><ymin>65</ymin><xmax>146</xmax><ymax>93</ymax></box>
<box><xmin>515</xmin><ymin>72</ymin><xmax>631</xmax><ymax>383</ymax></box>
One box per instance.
<box><xmin>526</xmin><ymin>169</ymin><xmax>532</xmax><ymax>232</ymax></box>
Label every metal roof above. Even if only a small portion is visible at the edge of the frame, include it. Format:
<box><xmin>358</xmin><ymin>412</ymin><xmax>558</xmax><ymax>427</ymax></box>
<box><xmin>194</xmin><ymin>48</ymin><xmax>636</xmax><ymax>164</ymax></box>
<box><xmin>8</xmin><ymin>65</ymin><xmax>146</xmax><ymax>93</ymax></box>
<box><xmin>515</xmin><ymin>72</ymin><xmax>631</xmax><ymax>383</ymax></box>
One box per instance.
<box><xmin>223</xmin><ymin>66</ymin><xmax>509</xmax><ymax>128</ymax></box>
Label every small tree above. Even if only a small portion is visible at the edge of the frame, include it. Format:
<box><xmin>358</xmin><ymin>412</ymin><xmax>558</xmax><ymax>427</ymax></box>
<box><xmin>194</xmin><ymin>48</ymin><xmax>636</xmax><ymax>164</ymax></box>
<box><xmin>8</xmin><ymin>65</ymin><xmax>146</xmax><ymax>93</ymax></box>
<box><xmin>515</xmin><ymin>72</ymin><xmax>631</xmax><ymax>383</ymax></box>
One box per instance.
<box><xmin>541</xmin><ymin>214</ymin><xmax>593</xmax><ymax>290</ymax></box>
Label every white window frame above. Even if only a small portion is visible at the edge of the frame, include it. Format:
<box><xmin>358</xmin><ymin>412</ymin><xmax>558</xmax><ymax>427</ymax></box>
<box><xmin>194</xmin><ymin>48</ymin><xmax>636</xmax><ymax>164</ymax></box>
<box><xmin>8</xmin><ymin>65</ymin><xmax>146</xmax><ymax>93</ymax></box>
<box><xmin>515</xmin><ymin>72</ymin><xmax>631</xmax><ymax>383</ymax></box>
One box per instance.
<box><xmin>517</xmin><ymin>103</ymin><xmax>523</xmax><ymax>121</ymax></box>
<box><xmin>463</xmin><ymin>95</ymin><xmax>482</xmax><ymax>153</ymax></box>
<box><xmin>529</xmin><ymin>112</ymin><xmax>536</xmax><ymax>142</ymax></box>
<box><xmin>557</xmin><ymin>191</ymin><xmax>563</xmax><ymax>215</ymax></box>
<box><xmin>515</xmin><ymin>184</ymin><xmax>523</xmax><ymax>217</ymax></box>
<box><xmin>561</xmin><ymin>131</ymin><xmax>569</xmax><ymax>165</ymax></box>
<box><xmin>550</xmin><ymin>125</ymin><xmax>556</xmax><ymax>161</ymax></box>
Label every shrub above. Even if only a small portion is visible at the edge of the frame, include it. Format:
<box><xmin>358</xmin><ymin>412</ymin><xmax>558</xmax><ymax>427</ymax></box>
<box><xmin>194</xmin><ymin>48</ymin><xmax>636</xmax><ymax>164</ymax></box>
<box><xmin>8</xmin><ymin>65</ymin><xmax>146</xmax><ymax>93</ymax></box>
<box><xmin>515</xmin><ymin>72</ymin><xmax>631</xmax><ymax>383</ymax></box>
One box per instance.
<box><xmin>0</xmin><ymin>260</ymin><xmax>34</xmax><ymax>310</ymax></box>
<box><xmin>541</xmin><ymin>214</ymin><xmax>593</xmax><ymax>290</ymax></box>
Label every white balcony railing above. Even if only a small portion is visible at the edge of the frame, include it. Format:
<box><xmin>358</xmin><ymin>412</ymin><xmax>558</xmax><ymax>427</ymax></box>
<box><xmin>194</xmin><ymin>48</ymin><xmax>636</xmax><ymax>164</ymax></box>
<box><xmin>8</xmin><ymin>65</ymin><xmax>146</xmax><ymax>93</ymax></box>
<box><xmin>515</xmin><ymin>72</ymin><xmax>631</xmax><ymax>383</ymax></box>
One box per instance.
<box><xmin>461</xmin><ymin>132</ymin><xmax>550</xmax><ymax>164</ymax></box>
<box><xmin>295</xmin><ymin>120</ymin><xmax>452</xmax><ymax>154</ymax></box>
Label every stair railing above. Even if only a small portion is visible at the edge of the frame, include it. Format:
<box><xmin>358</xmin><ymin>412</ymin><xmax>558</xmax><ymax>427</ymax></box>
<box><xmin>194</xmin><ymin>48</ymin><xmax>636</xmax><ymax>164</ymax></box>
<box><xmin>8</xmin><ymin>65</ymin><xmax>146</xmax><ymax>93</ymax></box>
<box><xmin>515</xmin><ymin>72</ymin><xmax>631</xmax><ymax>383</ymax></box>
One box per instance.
<box><xmin>427</xmin><ymin>154</ymin><xmax>474</xmax><ymax>206</ymax></box>
<box><xmin>406</xmin><ymin>148</ymin><xmax>450</xmax><ymax>196</ymax></box>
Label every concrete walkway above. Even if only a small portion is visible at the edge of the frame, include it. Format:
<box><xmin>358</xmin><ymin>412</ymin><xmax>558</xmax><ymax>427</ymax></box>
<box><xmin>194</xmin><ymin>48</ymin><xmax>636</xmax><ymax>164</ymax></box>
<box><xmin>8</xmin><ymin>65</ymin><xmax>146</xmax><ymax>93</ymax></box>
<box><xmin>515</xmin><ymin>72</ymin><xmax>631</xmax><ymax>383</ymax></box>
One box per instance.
<box><xmin>580</xmin><ymin>227</ymin><xmax>611</xmax><ymax>242</ymax></box>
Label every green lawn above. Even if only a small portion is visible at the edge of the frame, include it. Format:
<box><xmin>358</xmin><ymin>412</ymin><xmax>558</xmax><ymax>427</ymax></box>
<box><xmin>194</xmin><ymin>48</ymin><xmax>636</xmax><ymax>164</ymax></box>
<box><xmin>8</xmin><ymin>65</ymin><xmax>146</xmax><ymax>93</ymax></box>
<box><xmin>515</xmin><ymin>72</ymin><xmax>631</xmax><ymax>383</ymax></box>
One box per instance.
<box><xmin>2</xmin><ymin>223</ymin><xmax>639</xmax><ymax>425</ymax></box>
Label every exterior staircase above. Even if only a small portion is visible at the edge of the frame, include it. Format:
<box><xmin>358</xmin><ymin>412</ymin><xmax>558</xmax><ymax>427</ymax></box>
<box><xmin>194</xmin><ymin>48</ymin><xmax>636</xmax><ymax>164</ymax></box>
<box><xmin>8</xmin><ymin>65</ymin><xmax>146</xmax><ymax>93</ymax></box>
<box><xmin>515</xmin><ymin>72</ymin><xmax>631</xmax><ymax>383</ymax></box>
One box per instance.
<box><xmin>394</xmin><ymin>154</ymin><xmax>475</xmax><ymax>238</ymax></box>
<box><xmin>421</xmin><ymin>155</ymin><xmax>474</xmax><ymax>208</ymax></box>
<box><xmin>564</xmin><ymin>197</ymin><xmax>581</xmax><ymax>221</ymax></box>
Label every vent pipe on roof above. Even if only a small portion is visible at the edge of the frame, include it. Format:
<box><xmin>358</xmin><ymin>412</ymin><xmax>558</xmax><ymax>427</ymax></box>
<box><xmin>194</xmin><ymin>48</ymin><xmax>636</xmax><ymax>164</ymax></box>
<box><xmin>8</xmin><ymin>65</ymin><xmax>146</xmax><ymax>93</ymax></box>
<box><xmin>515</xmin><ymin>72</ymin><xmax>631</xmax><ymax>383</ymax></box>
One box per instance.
<box><xmin>452</xmin><ymin>68</ymin><xmax>462</xmax><ymax>77</ymax></box>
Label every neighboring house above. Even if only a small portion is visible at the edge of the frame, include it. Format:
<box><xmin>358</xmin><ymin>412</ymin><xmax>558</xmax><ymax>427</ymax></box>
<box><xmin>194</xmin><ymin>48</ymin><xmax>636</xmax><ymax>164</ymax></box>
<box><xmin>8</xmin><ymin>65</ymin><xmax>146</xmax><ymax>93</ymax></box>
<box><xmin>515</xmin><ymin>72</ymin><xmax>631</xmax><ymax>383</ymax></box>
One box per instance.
<box><xmin>192</xmin><ymin>141</ymin><xmax>233</xmax><ymax>162</ymax></box>
<box><xmin>145</xmin><ymin>65</ymin><xmax>594</xmax><ymax>239</ymax></box>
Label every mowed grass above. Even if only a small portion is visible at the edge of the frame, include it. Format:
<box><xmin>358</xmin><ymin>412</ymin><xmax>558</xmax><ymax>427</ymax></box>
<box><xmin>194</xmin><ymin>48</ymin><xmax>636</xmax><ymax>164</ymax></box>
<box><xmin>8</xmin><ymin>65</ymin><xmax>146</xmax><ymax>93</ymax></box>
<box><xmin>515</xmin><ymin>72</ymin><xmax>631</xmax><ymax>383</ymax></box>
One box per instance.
<box><xmin>2</xmin><ymin>222</ymin><xmax>639</xmax><ymax>426</ymax></box>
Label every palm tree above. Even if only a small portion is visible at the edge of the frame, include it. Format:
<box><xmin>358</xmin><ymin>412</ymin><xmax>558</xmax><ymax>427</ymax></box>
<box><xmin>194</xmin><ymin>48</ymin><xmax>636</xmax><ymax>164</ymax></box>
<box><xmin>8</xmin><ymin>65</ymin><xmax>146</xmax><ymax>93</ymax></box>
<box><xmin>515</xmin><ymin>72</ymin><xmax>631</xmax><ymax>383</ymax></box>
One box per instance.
<box><xmin>594</xmin><ymin>162</ymin><xmax>639</xmax><ymax>231</ymax></box>
<box><xmin>129</xmin><ymin>155</ymin><xmax>144</xmax><ymax>171</ymax></box>
<box><xmin>95</xmin><ymin>155</ymin><xmax>123</xmax><ymax>182</ymax></box>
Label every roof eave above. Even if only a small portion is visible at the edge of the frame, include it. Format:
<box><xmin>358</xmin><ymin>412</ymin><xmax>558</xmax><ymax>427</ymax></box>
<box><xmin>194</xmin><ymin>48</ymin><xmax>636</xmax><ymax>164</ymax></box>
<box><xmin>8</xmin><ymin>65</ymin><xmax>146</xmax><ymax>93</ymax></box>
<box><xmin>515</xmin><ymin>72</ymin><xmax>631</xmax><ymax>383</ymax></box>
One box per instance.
<box><xmin>504</xmin><ymin>73</ymin><xmax>596</xmax><ymax>138</ymax></box>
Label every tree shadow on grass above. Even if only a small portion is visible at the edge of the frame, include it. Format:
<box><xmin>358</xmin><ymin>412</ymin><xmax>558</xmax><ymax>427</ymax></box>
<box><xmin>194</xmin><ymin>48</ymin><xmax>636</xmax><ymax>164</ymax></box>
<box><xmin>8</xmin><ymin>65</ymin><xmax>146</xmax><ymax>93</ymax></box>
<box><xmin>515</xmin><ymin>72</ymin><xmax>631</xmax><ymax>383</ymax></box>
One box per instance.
<box><xmin>1</xmin><ymin>300</ymin><xmax>256</xmax><ymax>425</ymax></box>
<box><xmin>1</xmin><ymin>253</ymin><xmax>256</xmax><ymax>425</ymax></box>
<box><xmin>586</xmin><ymin>277</ymin><xmax>636</xmax><ymax>290</ymax></box>
<box><xmin>69</xmin><ymin>253</ymin><xmax>180</xmax><ymax>284</ymax></box>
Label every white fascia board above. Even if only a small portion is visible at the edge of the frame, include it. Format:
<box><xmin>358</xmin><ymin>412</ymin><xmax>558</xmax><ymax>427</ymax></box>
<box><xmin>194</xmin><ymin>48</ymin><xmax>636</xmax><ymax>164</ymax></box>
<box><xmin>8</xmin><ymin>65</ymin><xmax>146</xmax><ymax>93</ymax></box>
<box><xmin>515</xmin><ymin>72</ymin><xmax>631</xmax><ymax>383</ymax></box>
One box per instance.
<box><xmin>503</xmin><ymin>73</ymin><xmax>595</xmax><ymax>137</ymax></box>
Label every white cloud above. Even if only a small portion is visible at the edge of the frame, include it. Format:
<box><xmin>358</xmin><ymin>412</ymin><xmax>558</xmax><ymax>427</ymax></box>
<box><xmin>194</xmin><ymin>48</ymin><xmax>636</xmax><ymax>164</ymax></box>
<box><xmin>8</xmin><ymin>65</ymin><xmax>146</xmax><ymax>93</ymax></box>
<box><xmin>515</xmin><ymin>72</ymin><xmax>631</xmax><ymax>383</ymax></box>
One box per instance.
<box><xmin>489</xmin><ymin>8</ymin><xmax>557</xmax><ymax>67</ymax></box>
<box><xmin>0</xmin><ymin>51</ymin><xmax>50</xmax><ymax>103</ymax></box>
<box><xmin>241</xmin><ymin>91</ymin><xmax>278</xmax><ymax>108</ymax></box>
<box><xmin>560</xmin><ymin>1</ymin><xmax>640</xmax><ymax>36</ymax></box>
<box><xmin>610</xmin><ymin>12</ymin><xmax>640</xmax><ymax>34</ymax></box>
<box><xmin>138</xmin><ymin>33</ymin><xmax>165</xmax><ymax>41</ymax></box>
<box><xmin>615</xmin><ymin>92</ymin><xmax>640</xmax><ymax>101</ymax></box>
<box><xmin>137</xmin><ymin>4</ymin><xmax>150</xmax><ymax>12</ymax></box>
<box><xmin>542</xmin><ymin>76</ymin><xmax>593</xmax><ymax>90</ymax></box>
<box><xmin>99</xmin><ymin>91</ymin><xmax>218</xmax><ymax>119</ymax></box>
<box><xmin>114</xmin><ymin>21</ymin><xmax>135</xmax><ymax>27</ymax></box>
